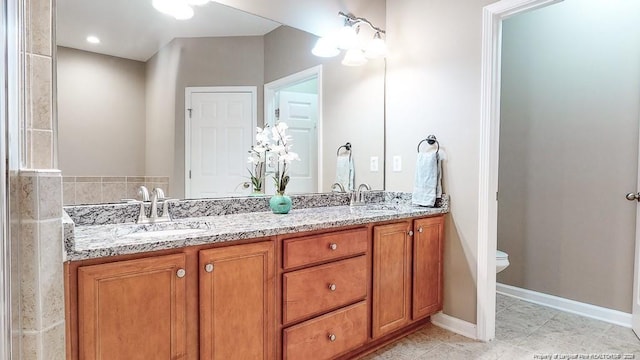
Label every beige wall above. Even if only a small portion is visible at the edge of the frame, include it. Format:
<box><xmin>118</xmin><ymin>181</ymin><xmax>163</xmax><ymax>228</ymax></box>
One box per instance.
<box><xmin>264</xmin><ymin>26</ymin><xmax>385</xmax><ymax>192</ymax></box>
<box><xmin>386</xmin><ymin>0</ymin><xmax>498</xmax><ymax>323</ymax></box>
<box><xmin>57</xmin><ymin>47</ymin><xmax>146</xmax><ymax>176</ymax></box>
<box><xmin>497</xmin><ymin>0</ymin><xmax>640</xmax><ymax>312</ymax></box>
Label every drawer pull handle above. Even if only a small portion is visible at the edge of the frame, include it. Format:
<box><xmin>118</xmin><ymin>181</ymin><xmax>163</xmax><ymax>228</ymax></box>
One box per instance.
<box><xmin>328</xmin><ymin>283</ymin><xmax>337</xmax><ymax>291</ymax></box>
<box><xmin>204</xmin><ymin>263</ymin><xmax>214</xmax><ymax>273</ymax></box>
<box><xmin>328</xmin><ymin>334</ymin><xmax>336</xmax><ymax>342</ymax></box>
<box><xmin>176</xmin><ymin>268</ymin><xmax>186</xmax><ymax>278</ymax></box>
<box><xmin>329</xmin><ymin>243</ymin><xmax>338</xmax><ymax>250</ymax></box>
<box><xmin>418</xmin><ymin>226</ymin><xmax>424</xmax><ymax>233</ymax></box>
<box><xmin>408</xmin><ymin>230</ymin><xmax>414</xmax><ymax>236</ymax></box>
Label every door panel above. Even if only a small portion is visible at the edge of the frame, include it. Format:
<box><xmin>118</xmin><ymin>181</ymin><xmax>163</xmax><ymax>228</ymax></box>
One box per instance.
<box><xmin>78</xmin><ymin>254</ymin><xmax>187</xmax><ymax>360</ymax></box>
<box><xmin>199</xmin><ymin>241</ymin><xmax>275</xmax><ymax>360</ymax></box>
<box><xmin>188</xmin><ymin>91</ymin><xmax>253</xmax><ymax>198</ymax></box>
<box><xmin>372</xmin><ymin>221</ymin><xmax>412</xmax><ymax>338</ymax></box>
<box><xmin>413</xmin><ymin>217</ymin><xmax>444</xmax><ymax>320</ymax></box>
<box><xmin>278</xmin><ymin>91</ymin><xmax>318</xmax><ymax>194</ymax></box>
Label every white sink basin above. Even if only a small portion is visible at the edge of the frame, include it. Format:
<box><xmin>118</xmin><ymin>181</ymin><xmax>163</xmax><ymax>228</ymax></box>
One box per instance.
<box><xmin>121</xmin><ymin>228</ymin><xmax>207</xmax><ymax>239</ymax></box>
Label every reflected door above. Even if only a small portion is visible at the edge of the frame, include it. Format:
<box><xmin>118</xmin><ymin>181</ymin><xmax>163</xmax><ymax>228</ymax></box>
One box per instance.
<box><xmin>186</xmin><ymin>88</ymin><xmax>255</xmax><ymax>198</ymax></box>
<box><xmin>278</xmin><ymin>91</ymin><xmax>318</xmax><ymax>194</ymax></box>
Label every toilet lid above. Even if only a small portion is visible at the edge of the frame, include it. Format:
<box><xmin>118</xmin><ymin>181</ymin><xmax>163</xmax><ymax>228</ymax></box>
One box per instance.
<box><xmin>496</xmin><ymin>250</ymin><xmax>508</xmax><ymax>260</ymax></box>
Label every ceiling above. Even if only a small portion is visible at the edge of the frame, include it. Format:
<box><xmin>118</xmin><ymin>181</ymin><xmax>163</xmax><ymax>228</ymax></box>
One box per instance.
<box><xmin>56</xmin><ymin>0</ymin><xmax>282</xmax><ymax>62</ymax></box>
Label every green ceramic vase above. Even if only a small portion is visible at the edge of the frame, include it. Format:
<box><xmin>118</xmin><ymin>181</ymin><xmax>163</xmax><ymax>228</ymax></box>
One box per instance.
<box><xmin>269</xmin><ymin>193</ymin><xmax>292</xmax><ymax>214</ymax></box>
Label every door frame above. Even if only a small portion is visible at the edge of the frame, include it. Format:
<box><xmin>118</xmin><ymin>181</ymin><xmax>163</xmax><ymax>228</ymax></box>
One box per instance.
<box><xmin>264</xmin><ymin>65</ymin><xmax>323</xmax><ymax>193</ymax></box>
<box><xmin>476</xmin><ymin>0</ymin><xmax>563</xmax><ymax>341</ymax></box>
<box><xmin>184</xmin><ymin>86</ymin><xmax>257</xmax><ymax>198</ymax></box>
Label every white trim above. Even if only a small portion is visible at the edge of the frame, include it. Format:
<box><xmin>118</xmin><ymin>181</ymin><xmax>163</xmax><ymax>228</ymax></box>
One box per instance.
<box><xmin>477</xmin><ymin>0</ymin><xmax>564</xmax><ymax>342</ymax></box>
<box><xmin>497</xmin><ymin>283</ymin><xmax>633</xmax><ymax>328</ymax></box>
<box><xmin>431</xmin><ymin>312</ymin><xmax>478</xmax><ymax>339</ymax></box>
<box><xmin>184</xmin><ymin>86</ymin><xmax>257</xmax><ymax>198</ymax></box>
<box><xmin>264</xmin><ymin>65</ymin><xmax>323</xmax><ymax>193</ymax></box>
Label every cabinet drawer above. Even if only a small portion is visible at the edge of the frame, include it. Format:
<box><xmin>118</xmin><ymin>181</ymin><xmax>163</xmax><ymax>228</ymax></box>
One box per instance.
<box><xmin>283</xmin><ymin>256</ymin><xmax>367</xmax><ymax>325</ymax></box>
<box><xmin>283</xmin><ymin>228</ymin><xmax>368</xmax><ymax>269</ymax></box>
<box><xmin>283</xmin><ymin>301</ymin><xmax>367</xmax><ymax>360</ymax></box>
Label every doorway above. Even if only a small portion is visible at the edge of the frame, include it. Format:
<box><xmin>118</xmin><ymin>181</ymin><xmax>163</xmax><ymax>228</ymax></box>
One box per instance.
<box><xmin>478</xmin><ymin>0</ymin><xmax>640</xmax><ymax>340</ymax></box>
<box><xmin>264</xmin><ymin>66</ymin><xmax>322</xmax><ymax>194</ymax></box>
<box><xmin>184</xmin><ymin>86</ymin><xmax>257</xmax><ymax>198</ymax></box>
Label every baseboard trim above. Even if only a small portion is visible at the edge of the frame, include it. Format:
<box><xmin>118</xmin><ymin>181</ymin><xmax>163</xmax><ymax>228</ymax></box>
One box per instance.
<box><xmin>497</xmin><ymin>283</ymin><xmax>632</xmax><ymax>328</ymax></box>
<box><xmin>431</xmin><ymin>312</ymin><xmax>478</xmax><ymax>339</ymax></box>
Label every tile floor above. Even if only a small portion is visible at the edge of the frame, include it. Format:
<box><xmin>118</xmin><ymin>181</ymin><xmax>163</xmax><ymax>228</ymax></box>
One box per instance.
<box><xmin>362</xmin><ymin>293</ymin><xmax>640</xmax><ymax>359</ymax></box>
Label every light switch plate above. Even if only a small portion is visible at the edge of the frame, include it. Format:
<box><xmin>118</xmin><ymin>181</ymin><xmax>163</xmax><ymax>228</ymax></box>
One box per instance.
<box><xmin>370</xmin><ymin>156</ymin><xmax>379</xmax><ymax>172</ymax></box>
<box><xmin>392</xmin><ymin>156</ymin><xmax>402</xmax><ymax>172</ymax></box>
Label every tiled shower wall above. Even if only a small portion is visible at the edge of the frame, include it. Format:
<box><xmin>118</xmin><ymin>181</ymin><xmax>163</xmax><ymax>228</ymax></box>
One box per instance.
<box><xmin>24</xmin><ymin>0</ymin><xmax>55</xmax><ymax>169</ymax></box>
<box><xmin>17</xmin><ymin>0</ymin><xmax>65</xmax><ymax>359</ymax></box>
<box><xmin>62</xmin><ymin>176</ymin><xmax>170</xmax><ymax>205</ymax></box>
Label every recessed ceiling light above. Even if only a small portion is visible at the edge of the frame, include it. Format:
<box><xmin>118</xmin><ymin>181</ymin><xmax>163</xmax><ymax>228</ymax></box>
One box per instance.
<box><xmin>86</xmin><ymin>35</ymin><xmax>100</xmax><ymax>44</ymax></box>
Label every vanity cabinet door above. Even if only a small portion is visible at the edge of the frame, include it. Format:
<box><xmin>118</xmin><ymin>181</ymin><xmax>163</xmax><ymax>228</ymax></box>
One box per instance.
<box><xmin>372</xmin><ymin>221</ymin><xmax>412</xmax><ymax>338</ymax></box>
<box><xmin>77</xmin><ymin>253</ymin><xmax>187</xmax><ymax>360</ymax></box>
<box><xmin>413</xmin><ymin>216</ymin><xmax>444</xmax><ymax>320</ymax></box>
<box><xmin>199</xmin><ymin>241</ymin><xmax>275</xmax><ymax>360</ymax></box>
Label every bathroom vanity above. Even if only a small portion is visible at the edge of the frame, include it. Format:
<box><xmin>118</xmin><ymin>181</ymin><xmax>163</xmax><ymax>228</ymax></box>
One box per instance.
<box><xmin>63</xmin><ymin>192</ymin><xmax>447</xmax><ymax>360</ymax></box>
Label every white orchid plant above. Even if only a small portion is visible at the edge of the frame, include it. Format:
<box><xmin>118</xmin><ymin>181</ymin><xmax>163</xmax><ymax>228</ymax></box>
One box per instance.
<box><xmin>247</xmin><ymin>122</ymin><xmax>300</xmax><ymax>194</ymax></box>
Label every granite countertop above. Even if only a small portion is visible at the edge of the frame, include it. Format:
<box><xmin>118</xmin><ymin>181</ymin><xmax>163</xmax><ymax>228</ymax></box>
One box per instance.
<box><xmin>66</xmin><ymin>200</ymin><xmax>449</xmax><ymax>261</ymax></box>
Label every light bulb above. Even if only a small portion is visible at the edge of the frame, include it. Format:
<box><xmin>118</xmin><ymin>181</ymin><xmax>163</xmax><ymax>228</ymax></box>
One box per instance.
<box><xmin>172</xmin><ymin>3</ymin><xmax>194</xmax><ymax>19</ymax></box>
<box><xmin>364</xmin><ymin>32</ymin><xmax>387</xmax><ymax>59</ymax></box>
<box><xmin>311</xmin><ymin>37</ymin><xmax>340</xmax><ymax>58</ymax></box>
<box><xmin>342</xmin><ymin>49</ymin><xmax>368</xmax><ymax>66</ymax></box>
<box><xmin>152</xmin><ymin>0</ymin><xmax>194</xmax><ymax>20</ymax></box>
<box><xmin>86</xmin><ymin>35</ymin><xmax>100</xmax><ymax>44</ymax></box>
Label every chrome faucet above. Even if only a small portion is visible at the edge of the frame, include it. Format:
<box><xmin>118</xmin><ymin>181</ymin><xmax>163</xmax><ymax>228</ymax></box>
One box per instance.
<box><xmin>137</xmin><ymin>187</ymin><xmax>172</xmax><ymax>224</ymax></box>
<box><xmin>350</xmin><ymin>183</ymin><xmax>371</xmax><ymax>206</ymax></box>
<box><xmin>138</xmin><ymin>185</ymin><xmax>150</xmax><ymax>201</ymax></box>
<box><xmin>331</xmin><ymin>182</ymin><xmax>346</xmax><ymax>193</ymax></box>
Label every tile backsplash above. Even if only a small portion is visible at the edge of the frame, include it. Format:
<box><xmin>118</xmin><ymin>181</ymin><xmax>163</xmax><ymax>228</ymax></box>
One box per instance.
<box><xmin>62</xmin><ymin>176</ymin><xmax>170</xmax><ymax>205</ymax></box>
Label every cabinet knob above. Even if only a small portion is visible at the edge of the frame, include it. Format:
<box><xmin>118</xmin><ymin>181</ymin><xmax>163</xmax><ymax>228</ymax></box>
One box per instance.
<box><xmin>418</xmin><ymin>227</ymin><xmax>423</xmax><ymax>233</ymax></box>
<box><xmin>204</xmin><ymin>263</ymin><xmax>214</xmax><ymax>273</ymax></box>
<box><xmin>408</xmin><ymin>230</ymin><xmax>414</xmax><ymax>236</ymax></box>
<box><xmin>329</xmin><ymin>243</ymin><xmax>338</xmax><ymax>251</ymax></box>
<box><xmin>176</xmin><ymin>268</ymin><xmax>186</xmax><ymax>278</ymax></box>
<box><xmin>328</xmin><ymin>334</ymin><xmax>336</xmax><ymax>342</ymax></box>
<box><xmin>328</xmin><ymin>283</ymin><xmax>337</xmax><ymax>291</ymax></box>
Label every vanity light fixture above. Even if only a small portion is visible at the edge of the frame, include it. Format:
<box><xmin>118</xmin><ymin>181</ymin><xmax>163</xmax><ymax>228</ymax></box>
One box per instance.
<box><xmin>86</xmin><ymin>35</ymin><xmax>100</xmax><ymax>44</ymax></box>
<box><xmin>311</xmin><ymin>11</ymin><xmax>386</xmax><ymax>66</ymax></box>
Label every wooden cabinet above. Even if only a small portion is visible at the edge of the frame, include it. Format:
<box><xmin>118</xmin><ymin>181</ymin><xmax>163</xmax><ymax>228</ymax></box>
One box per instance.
<box><xmin>68</xmin><ymin>215</ymin><xmax>444</xmax><ymax>360</ymax></box>
<box><xmin>281</xmin><ymin>228</ymin><xmax>369</xmax><ymax>359</ymax></box>
<box><xmin>372</xmin><ymin>216</ymin><xmax>445</xmax><ymax>339</ymax></box>
<box><xmin>283</xmin><ymin>255</ymin><xmax>367</xmax><ymax>325</ymax></box>
<box><xmin>200</xmin><ymin>241</ymin><xmax>275</xmax><ymax>360</ymax></box>
<box><xmin>77</xmin><ymin>253</ymin><xmax>187</xmax><ymax>360</ymax></box>
<box><xmin>283</xmin><ymin>302</ymin><xmax>368</xmax><ymax>360</ymax></box>
<box><xmin>413</xmin><ymin>217</ymin><xmax>444</xmax><ymax>320</ymax></box>
<box><xmin>371</xmin><ymin>221</ymin><xmax>412</xmax><ymax>338</ymax></box>
<box><xmin>72</xmin><ymin>241</ymin><xmax>275</xmax><ymax>360</ymax></box>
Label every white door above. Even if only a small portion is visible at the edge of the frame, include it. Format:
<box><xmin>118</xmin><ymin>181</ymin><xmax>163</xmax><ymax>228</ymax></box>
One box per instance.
<box><xmin>186</xmin><ymin>89</ymin><xmax>255</xmax><ymax>198</ymax></box>
<box><xmin>277</xmin><ymin>91</ymin><xmax>318</xmax><ymax>194</ymax></box>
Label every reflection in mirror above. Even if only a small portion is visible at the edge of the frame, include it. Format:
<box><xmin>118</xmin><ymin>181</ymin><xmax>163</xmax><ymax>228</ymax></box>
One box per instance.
<box><xmin>57</xmin><ymin>0</ymin><xmax>385</xmax><ymax>205</ymax></box>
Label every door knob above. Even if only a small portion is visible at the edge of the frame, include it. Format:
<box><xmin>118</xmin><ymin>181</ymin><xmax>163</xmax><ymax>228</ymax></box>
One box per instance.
<box><xmin>626</xmin><ymin>192</ymin><xmax>640</xmax><ymax>202</ymax></box>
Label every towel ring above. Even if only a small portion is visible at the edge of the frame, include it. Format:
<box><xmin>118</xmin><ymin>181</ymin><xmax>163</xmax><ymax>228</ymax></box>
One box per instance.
<box><xmin>417</xmin><ymin>135</ymin><xmax>439</xmax><ymax>155</ymax></box>
<box><xmin>337</xmin><ymin>142</ymin><xmax>352</xmax><ymax>156</ymax></box>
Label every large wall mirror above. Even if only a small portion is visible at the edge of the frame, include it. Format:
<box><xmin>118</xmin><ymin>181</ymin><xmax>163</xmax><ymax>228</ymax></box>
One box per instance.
<box><xmin>57</xmin><ymin>0</ymin><xmax>385</xmax><ymax>205</ymax></box>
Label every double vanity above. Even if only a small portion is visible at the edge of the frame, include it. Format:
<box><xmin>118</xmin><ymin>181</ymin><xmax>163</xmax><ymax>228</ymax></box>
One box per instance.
<box><xmin>62</xmin><ymin>192</ymin><xmax>448</xmax><ymax>359</ymax></box>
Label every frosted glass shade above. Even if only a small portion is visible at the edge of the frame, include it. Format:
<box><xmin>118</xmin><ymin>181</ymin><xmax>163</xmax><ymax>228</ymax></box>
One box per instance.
<box><xmin>311</xmin><ymin>37</ymin><xmax>340</xmax><ymax>58</ymax></box>
<box><xmin>342</xmin><ymin>49</ymin><xmax>368</xmax><ymax>66</ymax></box>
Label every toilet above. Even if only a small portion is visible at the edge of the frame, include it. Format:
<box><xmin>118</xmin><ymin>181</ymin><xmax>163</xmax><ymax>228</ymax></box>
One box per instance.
<box><xmin>496</xmin><ymin>250</ymin><xmax>510</xmax><ymax>273</ymax></box>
